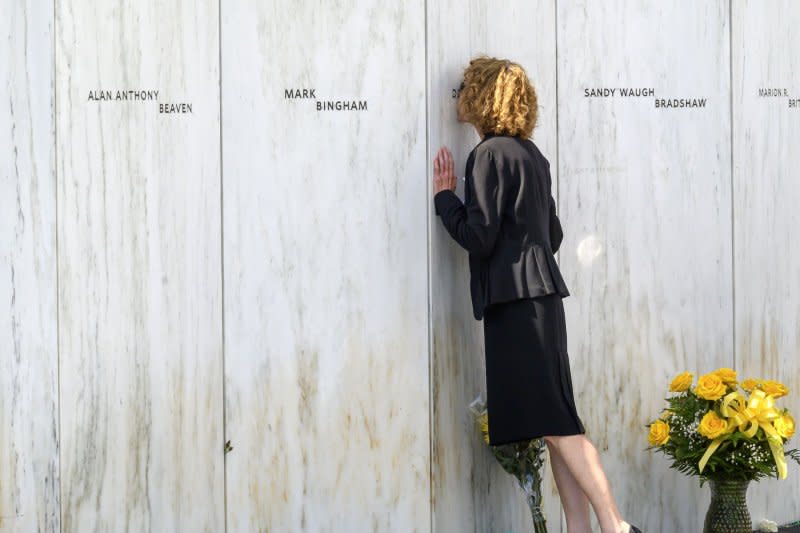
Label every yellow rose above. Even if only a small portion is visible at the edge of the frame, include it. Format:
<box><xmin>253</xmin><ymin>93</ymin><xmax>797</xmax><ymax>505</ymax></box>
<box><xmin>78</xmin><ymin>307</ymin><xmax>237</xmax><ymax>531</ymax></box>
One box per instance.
<box><xmin>714</xmin><ymin>367</ymin><xmax>738</xmax><ymax>386</ymax></box>
<box><xmin>660</xmin><ymin>409</ymin><xmax>673</xmax><ymax>420</ymax></box>
<box><xmin>478</xmin><ymin>412</ymin><xmax>490</xmax><ymax>444</ymax></box>
<box><xmin>741</xmin><ymin>378</ymin><xmax>760</xmax><ymax>392</ymax></box>
<box><xmin>669</xmin><ymin>371</ymin><xmax>693</xmax><ymax>392</ymax></box>
<box><xmin>648</xmin><ymin>420</ymin><xmax>670</xmax><ymax>446</ymax></box>
<box><xmin>698</xmin><ymin>410</ymin><xmax>729</xmax><ymax>440</ymax></box>
<box><xmin>695</xmin><ymin>373</ymin><xmax>727</xmax><ymax>401</ymax></box>
<box><xmin>760</xmin><ymin>380</ymin><xmax>789</xmax><ymax>398</ymax></box>
<box><xmin>774</xmin><ymin>413</ymin><xmax>795</xmax><ymax>440</ymax></box>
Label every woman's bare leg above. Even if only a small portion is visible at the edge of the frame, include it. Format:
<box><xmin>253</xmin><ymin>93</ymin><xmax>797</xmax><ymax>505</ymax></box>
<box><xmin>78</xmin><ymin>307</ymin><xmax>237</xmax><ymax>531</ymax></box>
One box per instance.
<box><xmin>546</xmin><ymin>440</ymin><xmax>592</xmax><ymax>533</ymax></box>
<box><xmin>543</xmin><ymin>434</ymin><xmax>630</xmax><ymax>533</ymax></box>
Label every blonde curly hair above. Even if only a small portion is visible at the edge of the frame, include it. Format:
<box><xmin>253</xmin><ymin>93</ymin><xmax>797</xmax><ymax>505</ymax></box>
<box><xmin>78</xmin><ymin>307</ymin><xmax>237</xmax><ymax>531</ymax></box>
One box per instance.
<box><xmin>457</xmin><ymin>55</ymin><xmax>539</xmax><ymax>139</ymax></box>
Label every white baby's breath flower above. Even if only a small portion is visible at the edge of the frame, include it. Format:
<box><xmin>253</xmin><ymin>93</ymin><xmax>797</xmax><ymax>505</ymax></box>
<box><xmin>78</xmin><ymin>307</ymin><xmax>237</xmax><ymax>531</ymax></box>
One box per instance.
<box><xmin>756</xmin><ymin>519</ymin><xmax>778</xmax><ymax>532</ymax></box>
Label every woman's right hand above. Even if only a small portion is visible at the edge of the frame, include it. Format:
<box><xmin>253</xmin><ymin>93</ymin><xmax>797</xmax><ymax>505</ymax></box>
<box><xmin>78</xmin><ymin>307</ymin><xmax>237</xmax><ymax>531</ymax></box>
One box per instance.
<box><xmin>432</xmin><ymin>146</ymin><xmax>457</xmax><ymax>196</ymax></box>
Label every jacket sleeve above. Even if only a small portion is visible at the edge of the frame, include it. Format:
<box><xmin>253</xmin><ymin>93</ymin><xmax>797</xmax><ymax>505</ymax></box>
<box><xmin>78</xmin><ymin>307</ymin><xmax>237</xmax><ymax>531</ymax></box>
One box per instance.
<box><xmin>549</xmin><ymin>194</ymin><xmax>563</xmax><ymax>253</ymax></box>
<box><xmin>434</xmin><ymin>149</ymin><xmax>502</xmax><ymax>257</ymax></box>
<box><xmin>542</xmin><ymin>158</ymin><xmax>563</xmax><ymax>253</ymax></box>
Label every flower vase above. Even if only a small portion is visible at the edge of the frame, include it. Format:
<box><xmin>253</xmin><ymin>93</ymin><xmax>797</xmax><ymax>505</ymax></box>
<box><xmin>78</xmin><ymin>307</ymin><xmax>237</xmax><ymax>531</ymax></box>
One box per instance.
<box><xmin>702</xmin><ymin>479</ymin><xmax>752</xmax><ymax>533</ymax></box>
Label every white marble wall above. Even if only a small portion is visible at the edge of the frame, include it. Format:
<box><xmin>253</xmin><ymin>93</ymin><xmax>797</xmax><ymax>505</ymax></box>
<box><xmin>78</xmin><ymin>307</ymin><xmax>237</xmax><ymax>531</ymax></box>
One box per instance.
<box><xmin>427</xmin><ymin>1</ymin><xmax>566</xmax><ymax>532</ymax></box>
<box><xmin>1</xmin><ymin>2</ymin><xmax>58</xmax><ymax>531</ymax></box>
<box><xmin>221</xmin><ymin>1</ymin><xmax>429</xmax><ymax>531</ymax></box>
<box><xmin>3</xmin><ymin>1</ymin><xmax>800</xmax><ymax>531</ymax></box>
<box><xmin>55</xmin><ymin>0</ymin><xmax>223</xmax><ymax>530</ymax></box>
<box><xmin>557</xmin><ymin>2</ymin><xmax>734</xmax><ymax>531</ymax></box>
<box><xmin>732</xmin><ymin>0</ymin><xmax>800</xmax><ymax>524</ymax></box>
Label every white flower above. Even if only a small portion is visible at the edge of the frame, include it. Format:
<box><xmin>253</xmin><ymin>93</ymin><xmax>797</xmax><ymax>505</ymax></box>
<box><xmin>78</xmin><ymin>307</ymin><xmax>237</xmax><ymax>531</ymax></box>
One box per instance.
<box><xmin>756</xmin><ymin>519</ymin><xmax>778</xmax><ymax>532</ymax></box>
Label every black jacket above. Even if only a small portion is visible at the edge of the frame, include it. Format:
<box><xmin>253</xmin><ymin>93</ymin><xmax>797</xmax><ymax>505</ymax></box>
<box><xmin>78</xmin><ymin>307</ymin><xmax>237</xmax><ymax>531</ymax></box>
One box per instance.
<box><xmin>434</xmin><ymin>133</ymin><xmax>570</xmax><ymax>320</ymax></box>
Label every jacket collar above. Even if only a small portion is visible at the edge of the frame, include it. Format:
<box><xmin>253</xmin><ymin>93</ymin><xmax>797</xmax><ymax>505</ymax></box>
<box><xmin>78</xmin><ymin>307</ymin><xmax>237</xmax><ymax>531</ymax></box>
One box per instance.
<box><xmin>477</xmin><ymin>131</ymin><xmax>498</xmax><ymax>147</ymax></box>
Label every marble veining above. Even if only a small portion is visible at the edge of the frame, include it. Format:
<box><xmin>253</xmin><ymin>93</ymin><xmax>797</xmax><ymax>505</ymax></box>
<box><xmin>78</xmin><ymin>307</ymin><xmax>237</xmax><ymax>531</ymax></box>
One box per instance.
<box><xmin>4</xmin><ymin>1</ymin><xmax>800</xmax><ymax>531</ymax></box>
<box><xmin>1</xmin><ymin>1</ymin><xmax>58</xmax><ymax>532</ymax></box>
<box><xmin>221</xmin><ymin>1</ymin><xmax>429</xmax><ymax>531</ymax></box>
<box><xmin>732</xmin><ymin>0</ymin><xmax>800</xmax><ymax>523</ymax></box>
<box><xmin>55</xmin><ymin>0</ymin><xmax>223</xmax><ymax>530</ymax></box>
<box><xmin>427</xmin><ymin>1</ymin><xmax>564</xmax><ymax>531</ymax></box>
<box><xmin>557</xmin><ymin>2</ymin><xmax>733</xmax><ymax>531</ymax></box>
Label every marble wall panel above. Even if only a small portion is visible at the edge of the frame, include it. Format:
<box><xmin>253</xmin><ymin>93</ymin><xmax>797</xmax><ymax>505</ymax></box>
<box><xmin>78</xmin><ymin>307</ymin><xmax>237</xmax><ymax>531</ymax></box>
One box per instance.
<box><xmin>1</xmin><ymin>2</ymin><xmax>58</xmax><ymax>531</ymax></box>
<box><xmin>221</xmin><ymin>1</ymin><xmax>429</xmax><ymax>531</ymax></box>
<box><xmin>732</xmin><ymin>0</ymin><xmax>800</xmax><ymax>523</ymax></box>
<box><xmin>557</xmin><ymin>1</ymin><xmax>733</xmax><ymax>531</ymax></box>
<box><xmin>427</xmin><ymin>1</ymin><xmax>564</xmax><ymax>531</ymax></box>
<box><xmin>6</xmin><ymin>1</ymin><xmax>800</xmax><ymax>531</ymax></box>
<box><xmin>55</xmin><ymin>1</ymin><xmax>223</xmax><ymax>530</ymax></box>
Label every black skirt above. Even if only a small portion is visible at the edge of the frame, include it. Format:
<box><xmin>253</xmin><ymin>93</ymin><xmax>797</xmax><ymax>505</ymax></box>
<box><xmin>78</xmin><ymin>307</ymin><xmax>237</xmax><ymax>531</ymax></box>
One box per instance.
<box><xmin>482</xmin><ymin>294</ymin><xmax>586</xmax><ymax>446</ymax></box>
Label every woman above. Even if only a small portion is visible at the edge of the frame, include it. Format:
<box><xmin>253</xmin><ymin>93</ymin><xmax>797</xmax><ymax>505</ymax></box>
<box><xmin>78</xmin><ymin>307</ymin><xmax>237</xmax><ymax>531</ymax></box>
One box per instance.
<box><xmin>432</xmin><ymin>56</ymin><xmax>642</xmax><ymax>533</ymax></box>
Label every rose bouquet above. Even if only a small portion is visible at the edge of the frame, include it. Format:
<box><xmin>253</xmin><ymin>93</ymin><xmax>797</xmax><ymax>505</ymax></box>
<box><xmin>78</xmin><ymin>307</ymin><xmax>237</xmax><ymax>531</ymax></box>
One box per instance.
<box><xmin>645</xmin><ymin>368</ymin><xmax>800</xmax><ymax>532</ymax></box>
<box><xmin>469</xmin><ymin>396</ymin><xmax>549</xmax><ymax>533</ymax></box>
